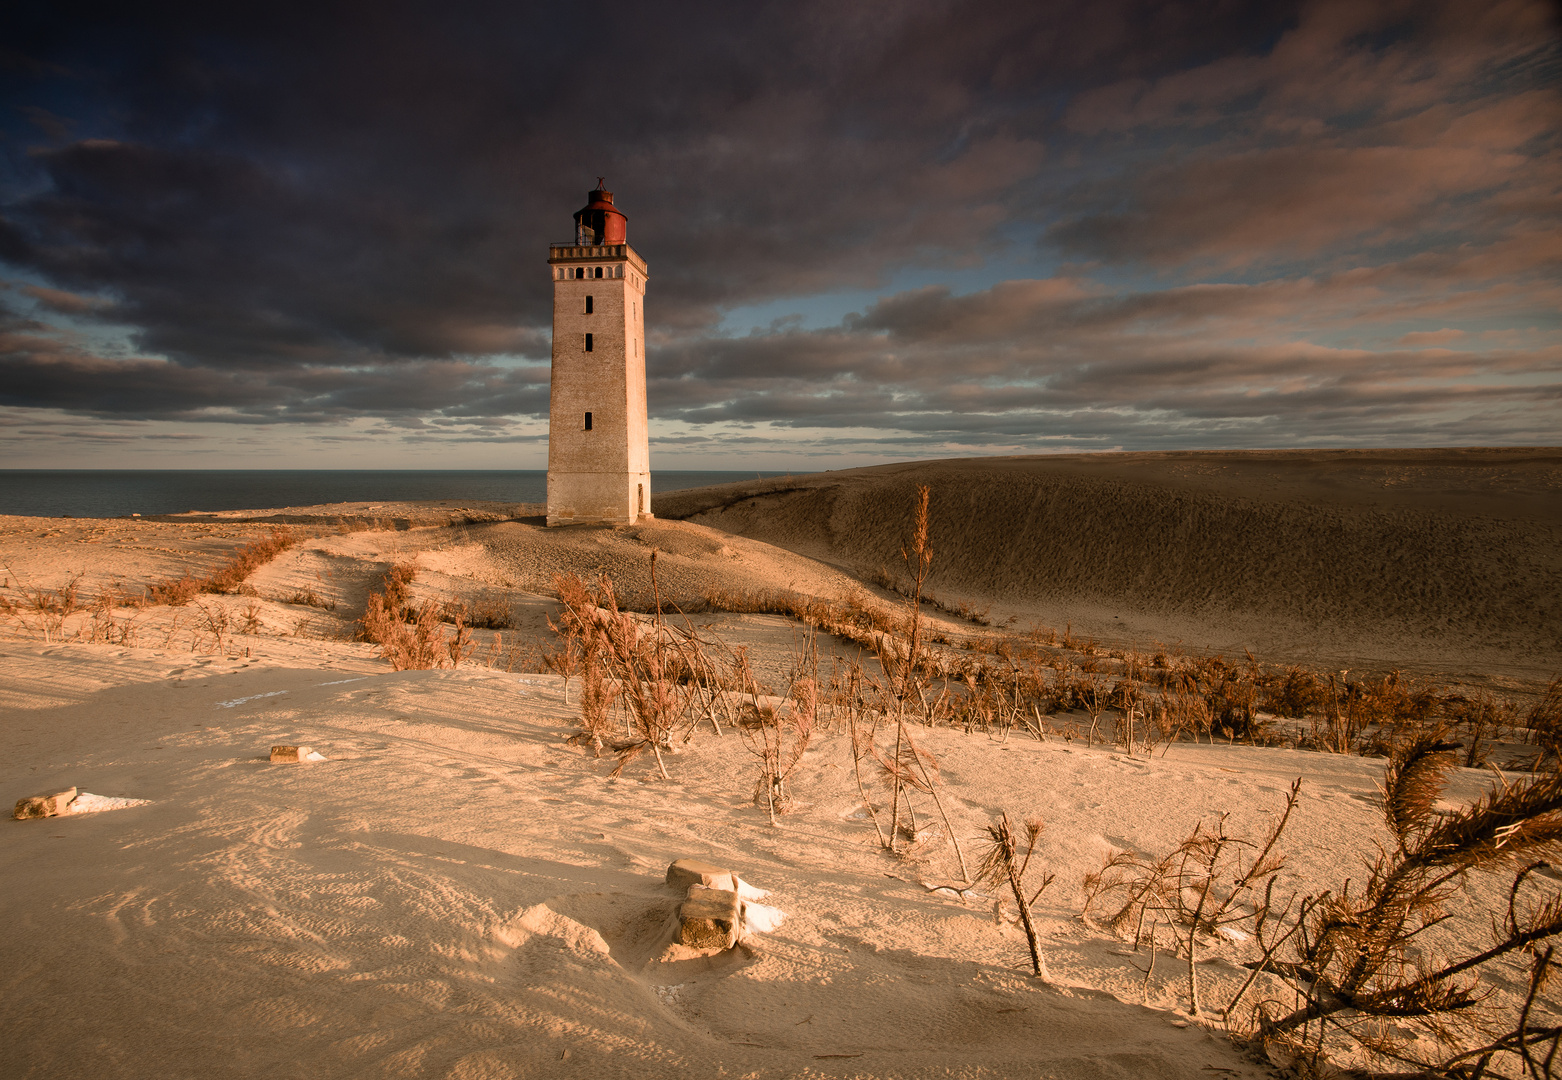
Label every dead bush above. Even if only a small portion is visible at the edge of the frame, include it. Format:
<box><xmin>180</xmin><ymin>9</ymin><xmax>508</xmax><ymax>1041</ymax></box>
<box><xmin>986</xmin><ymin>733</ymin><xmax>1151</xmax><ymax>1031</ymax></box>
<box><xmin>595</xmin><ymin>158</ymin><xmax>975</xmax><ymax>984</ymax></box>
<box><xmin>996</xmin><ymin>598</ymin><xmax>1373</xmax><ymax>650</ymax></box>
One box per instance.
<box><xmin>203</xmin><ymin>529</ymin><xmax>296</xmax><ymax>593</ymax></box>
<box><xmin>285</xmin><ymin>587</ymin><xmax>335</xmax><ymax>610</ymax></box>
<box><xmin>1251</xmin><ymin>738</ymin><xmax>1562</xmax><ymax>1075</ymax></box>
<box><xmin>356</xmin><ymin>561</ymin><xmax>466</xmax><ymax>671</ymax></box>
<box><xmin>1261</xmin><ymin>665</ymin><xmax>1328</xmax><ymax>718</ymax></box>
<box><xmin>1525</xmin><ymin>675</ymin><xmax>1562</xmax><ymax>769</ymax></box>
<box><xmin>148</xmin><ymin>574</ymin><xmax>202</xmax><ymax>606</ymax></box>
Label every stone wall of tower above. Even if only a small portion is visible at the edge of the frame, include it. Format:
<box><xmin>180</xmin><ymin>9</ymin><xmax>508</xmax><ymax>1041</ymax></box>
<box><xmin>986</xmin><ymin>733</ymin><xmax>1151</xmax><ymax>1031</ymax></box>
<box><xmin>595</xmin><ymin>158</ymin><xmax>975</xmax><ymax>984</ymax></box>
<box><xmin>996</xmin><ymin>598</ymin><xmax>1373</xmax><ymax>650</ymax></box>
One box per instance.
<box><xmin>545</xmin><ymin>244</ymin><xmax>651</xmax><ymax>526</ymax></box>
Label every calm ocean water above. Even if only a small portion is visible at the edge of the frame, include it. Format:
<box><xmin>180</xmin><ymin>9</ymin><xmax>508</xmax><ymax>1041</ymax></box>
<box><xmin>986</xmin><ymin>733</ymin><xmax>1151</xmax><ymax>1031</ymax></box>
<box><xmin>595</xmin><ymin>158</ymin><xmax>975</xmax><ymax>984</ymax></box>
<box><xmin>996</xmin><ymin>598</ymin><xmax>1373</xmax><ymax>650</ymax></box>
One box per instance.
<box><xmin>0</xmin><ymin>470</ymin><xmax>792</xmax><ymax>519</ymax></box>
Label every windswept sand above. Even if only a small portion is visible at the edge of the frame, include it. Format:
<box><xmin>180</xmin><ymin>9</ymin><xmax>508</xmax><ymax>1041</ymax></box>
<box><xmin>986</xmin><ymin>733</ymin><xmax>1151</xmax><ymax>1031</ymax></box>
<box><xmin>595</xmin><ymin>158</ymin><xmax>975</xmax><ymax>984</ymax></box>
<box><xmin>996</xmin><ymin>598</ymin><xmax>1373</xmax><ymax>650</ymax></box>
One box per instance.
<box><xmin>3</xmin><ymin>633</ymin><xmax>1535</xmax><ymax>1080</ymax></box>
<box><xmin>2</xmin><ymin>452</ymin><xmax>1559</xmax><ymax>1078</ymax></box>
<box><xmin>657</xmin><ymin>448</ymin><xmax>1562</xmax><ymax>688</ymax></box>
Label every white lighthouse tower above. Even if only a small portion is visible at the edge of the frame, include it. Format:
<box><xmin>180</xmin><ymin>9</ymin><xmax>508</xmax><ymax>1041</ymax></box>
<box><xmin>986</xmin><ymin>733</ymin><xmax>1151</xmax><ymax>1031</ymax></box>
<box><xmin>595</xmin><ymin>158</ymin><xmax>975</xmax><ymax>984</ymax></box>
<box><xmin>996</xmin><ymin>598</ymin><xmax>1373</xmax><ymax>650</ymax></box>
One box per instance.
<box><xmin>545</xmin><ymin>181</ymin><xmax>651</xmax><ymax>526</ymax></box>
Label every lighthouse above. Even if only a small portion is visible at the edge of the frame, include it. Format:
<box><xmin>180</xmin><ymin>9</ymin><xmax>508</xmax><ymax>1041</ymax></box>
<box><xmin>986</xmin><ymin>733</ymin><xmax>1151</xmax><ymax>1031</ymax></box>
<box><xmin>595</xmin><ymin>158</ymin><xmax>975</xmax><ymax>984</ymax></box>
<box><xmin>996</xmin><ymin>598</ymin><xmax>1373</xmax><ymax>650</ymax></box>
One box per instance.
<box><xmin>545</xmin><ymin>181</ymin><xmax>651</xmax><ymax>526</ymax></box>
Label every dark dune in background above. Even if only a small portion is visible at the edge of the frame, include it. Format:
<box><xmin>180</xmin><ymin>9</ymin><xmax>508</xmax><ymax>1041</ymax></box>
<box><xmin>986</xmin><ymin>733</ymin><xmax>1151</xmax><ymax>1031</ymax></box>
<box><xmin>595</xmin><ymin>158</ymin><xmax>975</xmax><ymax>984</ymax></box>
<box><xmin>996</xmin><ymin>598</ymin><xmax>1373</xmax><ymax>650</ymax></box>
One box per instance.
<box><xmin>655</xmin><ymin>448</ymin><xmax>1562</xmax><ymax>687</ymax></box>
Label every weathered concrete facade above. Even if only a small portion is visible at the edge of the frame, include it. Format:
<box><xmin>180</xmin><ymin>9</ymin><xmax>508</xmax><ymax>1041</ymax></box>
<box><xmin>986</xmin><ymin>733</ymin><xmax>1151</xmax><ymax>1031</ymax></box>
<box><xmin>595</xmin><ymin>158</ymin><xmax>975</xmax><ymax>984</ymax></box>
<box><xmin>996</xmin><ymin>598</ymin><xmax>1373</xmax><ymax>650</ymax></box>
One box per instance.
<box><xmin>545</xmin><ymin>185</ymin><xmax>650</xmax><ymax>527</ymax></box>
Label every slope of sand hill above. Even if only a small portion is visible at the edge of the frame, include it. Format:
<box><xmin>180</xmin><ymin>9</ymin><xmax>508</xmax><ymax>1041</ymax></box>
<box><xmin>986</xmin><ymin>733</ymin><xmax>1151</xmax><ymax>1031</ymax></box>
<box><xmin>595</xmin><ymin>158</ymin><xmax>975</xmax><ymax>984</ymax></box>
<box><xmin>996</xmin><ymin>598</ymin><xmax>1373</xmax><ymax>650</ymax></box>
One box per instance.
<box><xmin>655</xmin><ymin>448</ymin><xmax>1562</xmax><ymax>687</ymax></box>
<box><xmin>2</xmin><ymin>466</ymin><xmax>1559</xmax><ymax>1078</ymax></box>
<box><xmin>0</xmin><ymin>634</ymin><xmax>1535</xmax><ymax>1080</ymax></box>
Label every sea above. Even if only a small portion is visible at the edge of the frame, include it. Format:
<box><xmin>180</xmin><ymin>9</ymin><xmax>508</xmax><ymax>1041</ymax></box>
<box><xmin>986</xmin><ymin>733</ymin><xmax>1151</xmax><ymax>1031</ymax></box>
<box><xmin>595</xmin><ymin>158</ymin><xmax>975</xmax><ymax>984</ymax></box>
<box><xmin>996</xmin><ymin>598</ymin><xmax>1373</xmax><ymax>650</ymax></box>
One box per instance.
<box><xmin>0</xmin><ymin>470</ymin><xmax>792</xmax><ymax>520</ymax></box>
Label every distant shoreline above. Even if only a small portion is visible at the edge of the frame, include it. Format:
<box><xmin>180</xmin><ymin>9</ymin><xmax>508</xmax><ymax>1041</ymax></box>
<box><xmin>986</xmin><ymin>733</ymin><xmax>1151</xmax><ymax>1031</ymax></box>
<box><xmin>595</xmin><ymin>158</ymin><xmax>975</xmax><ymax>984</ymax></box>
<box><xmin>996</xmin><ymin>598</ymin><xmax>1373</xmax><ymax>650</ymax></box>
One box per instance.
<box><xmin>0</xmin><ymin>468</ymin><xmax>792</xmax><ymax>520</ymax></box>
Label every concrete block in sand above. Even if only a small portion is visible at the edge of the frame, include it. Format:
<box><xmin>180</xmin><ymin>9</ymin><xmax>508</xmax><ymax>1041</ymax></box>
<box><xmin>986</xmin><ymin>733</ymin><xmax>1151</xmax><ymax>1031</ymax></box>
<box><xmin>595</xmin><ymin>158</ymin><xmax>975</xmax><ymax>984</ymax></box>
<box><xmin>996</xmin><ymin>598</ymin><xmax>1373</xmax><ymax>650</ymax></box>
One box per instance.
<box><xmin>270</xmin><ymin>745</ymin><xmax>312</xmax><ymax>763</ymax></box>
<box><xmin>12</xmin><ymin>787</ymin><xmax>77</xmax><ymax>820</ymax></box>
<box><xmin>678</xmin><ymin>886</ymin><xmax>741</xmax><ymax>949</ymax></box>
<box><xmin>666</xmin><ymin>858</ymin><xmax>735</xmax><ymax>893</ymax></box>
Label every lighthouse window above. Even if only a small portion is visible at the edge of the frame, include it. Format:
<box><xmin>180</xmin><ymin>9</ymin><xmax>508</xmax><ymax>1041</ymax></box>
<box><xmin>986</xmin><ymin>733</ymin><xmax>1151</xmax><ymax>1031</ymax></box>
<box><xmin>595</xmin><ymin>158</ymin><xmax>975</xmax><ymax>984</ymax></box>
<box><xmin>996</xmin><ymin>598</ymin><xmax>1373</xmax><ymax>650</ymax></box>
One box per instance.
<box><xmin>584</xmin><ymin>412</ymin><xmax>592</xmax><ymax>430</ymax></box>
<box><xmin>585</xmin><ymin>333</ymin><xmax>593</xmax><ymax>352</ymax></box>
<box><xmin>584</xmin><ymin>295</ymin><xmax>593</xmax><ymax>314</ymax></box>
<box><xmin>594</xmin><ymin>266</ymin><xmax>603</xmax><ymax>279</ymax></box>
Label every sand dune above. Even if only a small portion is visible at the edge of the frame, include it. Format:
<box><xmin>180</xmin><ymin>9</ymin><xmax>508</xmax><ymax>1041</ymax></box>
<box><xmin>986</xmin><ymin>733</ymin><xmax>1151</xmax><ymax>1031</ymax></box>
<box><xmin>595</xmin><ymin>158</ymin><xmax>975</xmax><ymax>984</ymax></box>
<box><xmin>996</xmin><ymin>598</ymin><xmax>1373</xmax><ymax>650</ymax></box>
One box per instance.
<box><xmin>2</xmin><ymin>634</ymin><xmax>1525</xmax><ymax>1079</ymax></box>
<box><xmin>657</xmin><ymin>448</ymin><xmax>1562</xmax><ymax>687</ymax></box>
<box><xmin>3</xmin><ymin>456</ymin><xmax>1560</xmax><ymax>1078</ymax></box>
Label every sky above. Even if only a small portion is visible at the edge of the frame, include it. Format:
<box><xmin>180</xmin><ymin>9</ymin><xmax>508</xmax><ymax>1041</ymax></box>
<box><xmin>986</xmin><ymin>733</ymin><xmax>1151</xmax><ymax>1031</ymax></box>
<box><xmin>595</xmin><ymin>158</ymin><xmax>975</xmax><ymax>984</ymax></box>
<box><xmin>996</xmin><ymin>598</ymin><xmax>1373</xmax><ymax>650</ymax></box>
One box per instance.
<box><xmin>0</xmin><ymin>0</ymin><xmax>1558</xmax><ymax>470</ymax></box>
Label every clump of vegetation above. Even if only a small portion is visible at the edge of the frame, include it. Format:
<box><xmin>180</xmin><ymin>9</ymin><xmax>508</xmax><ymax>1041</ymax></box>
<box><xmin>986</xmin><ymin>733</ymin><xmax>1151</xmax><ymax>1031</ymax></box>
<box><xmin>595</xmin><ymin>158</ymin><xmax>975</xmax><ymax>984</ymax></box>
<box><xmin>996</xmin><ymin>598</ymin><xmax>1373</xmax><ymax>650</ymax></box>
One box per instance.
<box><xmin>147</xmin><ymin>528</ymin><xmax>298</xmax><ymax>604</ymax></box>
<box><xmin>1526</xmin><ymin>676</ymin><xmax>1562</xmax><ymax>768</ymax></box>
<box><xmin>358</xmin><ymin>561</ymin><xmax>472</xmax><ymax>671</ymax></box>
<box><xmin>440</xmin><ymin>593</ymin><xmax>514</xmax><ymax>630</ymax></box>
<box><xmin>202</xmin><ymin>529</ymin><xmax>298</xmax><ymax>593</ymax></box>
<box><xmin>1082</xmin><ymin>780</ymin><xmax>1300</xmax><ymax>1016</ymax></box>
<box><xmin>738</xmin><ymin>684</ymin><xmax>814</xmax><ymax>825</ymax></box>
<box><xmin>1253</xmin><ymin>738</ymin><xmax>1562</xmax><ymax>1073</ymax></box>
<box><xmin>285</xmin><ymin>587</ymin><xmax>336</xmax><ymax>611</ymax></box>
<box><xmin>148</xmin><ymin>574</ymin><xmax>204</xmax><ymax>606</ymax></box>
<box><xmin>550</xmin><ymin>557</ymin><xmax>705</xmax><ymax>780</ymax></box>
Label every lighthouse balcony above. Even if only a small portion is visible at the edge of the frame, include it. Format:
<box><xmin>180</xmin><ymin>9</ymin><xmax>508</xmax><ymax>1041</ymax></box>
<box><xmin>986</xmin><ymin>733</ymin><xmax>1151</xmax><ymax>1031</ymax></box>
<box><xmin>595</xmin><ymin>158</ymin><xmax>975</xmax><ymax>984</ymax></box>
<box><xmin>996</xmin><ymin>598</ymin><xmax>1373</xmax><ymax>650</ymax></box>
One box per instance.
<box><xmin>548</xmin><ymin>243</ymin><xmax>648</xmax><ymax>273</ymax></box>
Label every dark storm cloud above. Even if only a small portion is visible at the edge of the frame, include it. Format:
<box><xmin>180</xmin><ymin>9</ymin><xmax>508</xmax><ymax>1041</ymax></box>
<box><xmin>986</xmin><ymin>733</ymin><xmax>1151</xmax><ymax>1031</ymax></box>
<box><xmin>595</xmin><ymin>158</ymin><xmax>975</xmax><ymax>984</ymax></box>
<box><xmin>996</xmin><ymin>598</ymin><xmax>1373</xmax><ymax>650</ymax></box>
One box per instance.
<box><xmin>0</xmin><ymin>0</ymin><xmax>1557</xmax><ymax>451</ymax></box>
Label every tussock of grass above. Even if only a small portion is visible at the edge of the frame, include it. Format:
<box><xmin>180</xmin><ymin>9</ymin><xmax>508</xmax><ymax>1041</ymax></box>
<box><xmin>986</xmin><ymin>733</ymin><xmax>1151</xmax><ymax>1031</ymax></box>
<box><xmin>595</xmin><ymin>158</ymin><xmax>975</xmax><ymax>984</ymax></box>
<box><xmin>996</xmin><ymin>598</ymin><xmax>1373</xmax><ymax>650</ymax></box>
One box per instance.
<box><xmin>147</xmin><ymin>528</ymin><xmax>299</xmax><ymax>606</ymax></box>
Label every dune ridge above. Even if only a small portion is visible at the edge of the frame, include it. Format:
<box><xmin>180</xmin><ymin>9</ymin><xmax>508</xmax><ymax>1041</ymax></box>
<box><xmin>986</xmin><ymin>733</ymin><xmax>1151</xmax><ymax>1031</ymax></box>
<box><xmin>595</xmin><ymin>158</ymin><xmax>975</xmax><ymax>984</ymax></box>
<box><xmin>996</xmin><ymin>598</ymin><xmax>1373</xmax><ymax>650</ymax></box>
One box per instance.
<box><xmin>657</xmin><ymin>448</ymin><xmax>1562</xmax><ymax>684</ymax></box>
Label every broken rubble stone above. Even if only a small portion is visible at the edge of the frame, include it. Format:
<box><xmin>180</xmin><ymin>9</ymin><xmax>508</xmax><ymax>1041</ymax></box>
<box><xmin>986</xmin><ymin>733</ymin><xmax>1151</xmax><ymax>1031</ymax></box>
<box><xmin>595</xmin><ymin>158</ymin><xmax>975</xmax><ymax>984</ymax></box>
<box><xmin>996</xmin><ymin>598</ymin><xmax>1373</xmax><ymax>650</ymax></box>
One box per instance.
<box><xmin>12</xmin><ymin>798</ymin><xmax>48</xmax><ymax>820</ymax></box>
<box><xmin>665</xmin><ymin>858</ymin><xmax>735</xmax><ymax>893</ymax></box>
<box><xmin>269</xmin><ymin>745</ymin><xmax>312</xmax><ymax>763</ymax></box>
<box><xmin>678</xmin><ymin>886</ymin><xmax>741</xmax><ymax>949</ymax></box>
<box><xmin>12</xmin><ymin>786</ymin><xmax>78</xmax><ymax>820</ymax></box>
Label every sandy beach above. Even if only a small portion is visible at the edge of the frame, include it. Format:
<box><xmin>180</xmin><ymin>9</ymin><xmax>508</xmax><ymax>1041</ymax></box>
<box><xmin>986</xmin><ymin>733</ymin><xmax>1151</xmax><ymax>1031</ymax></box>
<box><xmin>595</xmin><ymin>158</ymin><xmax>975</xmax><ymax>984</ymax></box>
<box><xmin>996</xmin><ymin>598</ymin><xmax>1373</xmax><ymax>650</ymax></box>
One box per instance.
<box><xmin>3</xmin><ymin>449</ymin><xmax>1559</xmax><ymax>1079</ymax></box>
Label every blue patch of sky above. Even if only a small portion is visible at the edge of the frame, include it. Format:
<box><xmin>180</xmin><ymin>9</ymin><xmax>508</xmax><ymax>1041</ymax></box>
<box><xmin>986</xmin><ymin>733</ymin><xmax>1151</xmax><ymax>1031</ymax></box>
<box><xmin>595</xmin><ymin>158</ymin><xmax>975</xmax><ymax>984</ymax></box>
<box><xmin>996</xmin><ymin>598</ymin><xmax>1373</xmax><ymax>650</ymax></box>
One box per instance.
<box><xmin>713</xmin><ymin>220</ymin><xmax>1070</xmax><ymax>336</ymax></box>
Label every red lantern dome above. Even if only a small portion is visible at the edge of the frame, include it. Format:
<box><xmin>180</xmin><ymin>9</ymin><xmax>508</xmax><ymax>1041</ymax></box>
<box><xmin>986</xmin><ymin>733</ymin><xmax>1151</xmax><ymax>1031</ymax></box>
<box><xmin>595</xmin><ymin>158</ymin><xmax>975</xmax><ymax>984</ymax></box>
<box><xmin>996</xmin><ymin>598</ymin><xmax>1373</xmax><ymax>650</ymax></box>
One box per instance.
<box><xmin>574</xmin><ymin>179</ymin><xmax>627</xmax><ymax>245</ymax></box>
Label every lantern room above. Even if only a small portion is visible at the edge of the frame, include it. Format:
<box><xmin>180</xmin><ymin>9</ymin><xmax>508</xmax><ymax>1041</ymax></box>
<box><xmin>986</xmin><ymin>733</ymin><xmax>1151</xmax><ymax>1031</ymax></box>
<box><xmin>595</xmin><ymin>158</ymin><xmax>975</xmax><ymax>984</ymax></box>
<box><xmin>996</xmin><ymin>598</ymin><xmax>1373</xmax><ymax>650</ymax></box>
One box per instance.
<box><xmin>574</xmin><ymin>179</ymin><xmax>628</xmax><ymax>245</ymax></box>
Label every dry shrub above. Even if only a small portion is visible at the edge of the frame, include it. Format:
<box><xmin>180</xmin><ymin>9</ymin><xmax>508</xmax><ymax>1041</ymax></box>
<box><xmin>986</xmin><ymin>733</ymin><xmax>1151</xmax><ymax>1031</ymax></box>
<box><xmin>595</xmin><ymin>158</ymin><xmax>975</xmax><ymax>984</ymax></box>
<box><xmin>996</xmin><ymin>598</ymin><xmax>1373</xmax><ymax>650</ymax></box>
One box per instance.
<box><xmin>738</xmin><ymin>688</ymin><xmax>813</xmax><ymax>824</ymax></box>
<box><xmin>977</xmin><ymin>813</ymin><xmax>1054</xmax><ymax>978</ymax></box>
<box><xmin>1349</xmin><ymin>670</ymin><xmax>1442</xmax><ymax>744</ymax></box>
<box><xmin>285</xmin><ymin>587</ymin><xmax>335</xmax><ymax>610</ymax></box>
<box><xmin>457</xmin><ymin>594</ymin><xmax>514</xmax><ymax>629</ymax></box>
<box><xmin>1251</xmin><ymin>738</ymin><xmax>1562</xmax><ymax>1076</ymax></box>
<box><xmin>82</xmin><ymin>589</ymin><xmax>141</xmax><ymax>645</ymax></box>
<box><xmin>1261</xmin><ymin>665</ymin><xmax>1328</xmax><ymax>718</ymax></box>
<box><xmin>195</xmin><ymin>602</ymin><xmax>231</xmax><ymax>653</ymax></box>
<box><xmin>357</xmin><ymin>561</ymin><xmax>470</xmax><ymax>671</ymax></box>
<box><xmin>239</xmin><ymin>600</ymin><xmax>263</xmax><ymax>634</ymax></box>
<box><xmin>382</xmin><ymin>561</ymin><xmax>417</xmax><ymax>607</ymax></box>
<box><xmin>1148</xmin><ymin>685</ymin><xmax>1215</xmax><ymax>744</ymax></box>
<box><xmin>434</xmin><ymin>592</ymin><xmax>513</xmax><ymax>630</ymax></box>
<box><xmin>552</xmin><ymin>562</ymin><xmax>705</xmax><ymax>780</ymax></box>
<box><xmin>375</xmin><ymin>603</ymin><xmax>470</xmax><ymax>671</ymax></box>
<box><xmin>481</xmin><ymin>632</ymin><xmax>533</xmax><ymax>673</ymax></box>
<box><xmin>145</xmin><ymin>529</ymin><xmax>297</xmax><ymax>605</ymax></box>
<box><xmin>701</xmin><ymin>585</ymin><xmax>902</xmax><ymax>654</ymax></box>
<box><xmin>148</xmin><ymin>574</ymin><xmax>203</xmax><ymax>606</ymax></box>
<box><xmin>20</xmin><ymin>573</ymin><xmax>84</xmax><ymax>614</ymax></box>
<box><xmin>1446</xmin><ymin>688</ymin><xmax>1516</xmax><ymax>768</ymax></box>
<box><xmin>1081</xmin><ymin>780</ymin><xmax>1300</xmax><ymax>1016</ymax></box>
<box><xmin>203</xmin><ymin>529</ymin><xmax>296</xmax><ymax>593</ymax></box>
<box><xmin>1524</xmin><ymin>675</ymin><xmax>1562</xmax><ymax>769</ymax></box>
